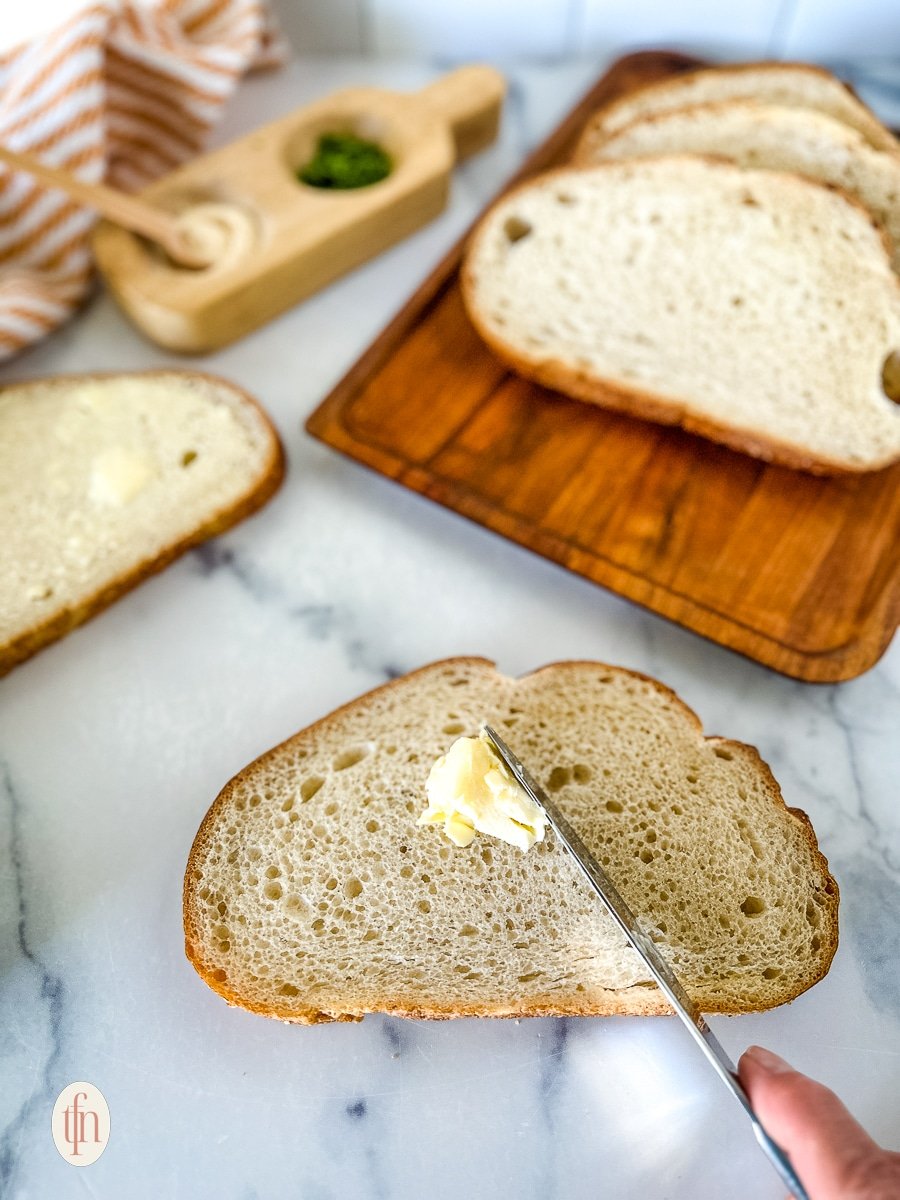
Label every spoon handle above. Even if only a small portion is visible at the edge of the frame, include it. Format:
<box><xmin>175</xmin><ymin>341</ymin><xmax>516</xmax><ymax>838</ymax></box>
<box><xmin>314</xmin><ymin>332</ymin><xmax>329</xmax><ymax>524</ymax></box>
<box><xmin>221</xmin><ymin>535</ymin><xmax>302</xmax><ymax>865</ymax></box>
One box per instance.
<box><xmin>0</xmin><ymin>144</ymin><xmax>207</xmax><ymax>267</ymax></box>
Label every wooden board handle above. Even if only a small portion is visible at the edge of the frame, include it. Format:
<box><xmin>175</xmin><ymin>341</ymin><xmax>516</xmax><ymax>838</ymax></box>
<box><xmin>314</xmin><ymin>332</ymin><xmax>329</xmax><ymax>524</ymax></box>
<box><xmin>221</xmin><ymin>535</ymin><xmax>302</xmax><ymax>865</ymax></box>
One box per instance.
<box><xmin>419</xmin><ymin>65</ymin><xmax>506</xmax><ymax>161</ymax></box>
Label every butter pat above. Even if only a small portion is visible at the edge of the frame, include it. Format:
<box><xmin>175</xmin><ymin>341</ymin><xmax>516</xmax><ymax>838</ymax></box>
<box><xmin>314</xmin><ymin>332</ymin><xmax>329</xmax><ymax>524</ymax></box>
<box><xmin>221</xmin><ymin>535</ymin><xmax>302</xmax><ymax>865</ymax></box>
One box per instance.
<box><xmin>90</xmin><ymin>447</ymin><xmax>154</xmax><ymax>505</ymax></box>
<box><xmin>419</xmin><ymin>734</ymin><xmax>548</xmax><ymax>852</ymax></box>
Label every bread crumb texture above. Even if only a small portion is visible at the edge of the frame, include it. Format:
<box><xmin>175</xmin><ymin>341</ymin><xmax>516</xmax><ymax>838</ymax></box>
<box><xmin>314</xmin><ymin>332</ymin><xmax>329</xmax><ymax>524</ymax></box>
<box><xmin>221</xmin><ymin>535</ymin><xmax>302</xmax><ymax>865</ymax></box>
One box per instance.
<box><xmin>0</xmin><ymin>371</ymin><xmax>282</xmax><ymax>672</ymax></box>
<box><xmin>576</xmin><ymin>101</ymin><xmax>900</xmax><ymax>274</ymax></box>
<box><xmin>462</xmin><ymin>158</ymin><xmax>900</xmax><ymax>472</ymax></box>
<box><xmin>184</xmin><ymin>658</ymin><xmax>838</xmax><ymax>1023</ymax></box>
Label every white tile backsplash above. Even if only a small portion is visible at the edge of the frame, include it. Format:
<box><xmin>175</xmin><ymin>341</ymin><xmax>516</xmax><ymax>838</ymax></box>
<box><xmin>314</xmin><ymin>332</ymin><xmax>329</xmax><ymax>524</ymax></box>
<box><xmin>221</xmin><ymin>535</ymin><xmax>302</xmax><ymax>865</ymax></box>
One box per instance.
<box><xmin>579</xmin><ymin>0</ymin><xmax>787</xmax><ymax>58</ymax></box>
<box><xmin>275</xmin><ymin>0</ymin><xmax>367</xmax><ymax>54</ymax></box>
<box><xmin>367</xmin><ymin>0</ymin><xmax>575</xmax><ymax>58</ymax></box>
<box><xmin>778</xmin><ymin>0</ymin><xmax>900</xmax><ymax>59</ymax></box>
<box><xmin>274</xmin><ymin>0</ymin><xmax>900</xmax><ymax>60</ymax></box>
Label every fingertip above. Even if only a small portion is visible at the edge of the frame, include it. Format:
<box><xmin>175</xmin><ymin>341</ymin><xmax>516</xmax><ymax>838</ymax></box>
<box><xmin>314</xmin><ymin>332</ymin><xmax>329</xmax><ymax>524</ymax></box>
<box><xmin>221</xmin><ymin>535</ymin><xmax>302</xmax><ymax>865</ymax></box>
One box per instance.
<box><xmin>739</xmin><ymin>1052</ymin><xmax>882</xmax><ymax>1198</ymax></box>
<box><xmin>741</xmin><ymin>1045</ymin><xmax>794</xmax><ymax>1076</ymax></box>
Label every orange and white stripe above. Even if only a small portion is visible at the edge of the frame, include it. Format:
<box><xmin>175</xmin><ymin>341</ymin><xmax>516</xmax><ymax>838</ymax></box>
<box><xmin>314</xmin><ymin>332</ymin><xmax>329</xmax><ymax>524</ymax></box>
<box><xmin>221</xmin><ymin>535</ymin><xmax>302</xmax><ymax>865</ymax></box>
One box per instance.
<box><xmin>0</xmin><ymin>0</ymin><xmax>286</xmax><ymax>359</ymax></box>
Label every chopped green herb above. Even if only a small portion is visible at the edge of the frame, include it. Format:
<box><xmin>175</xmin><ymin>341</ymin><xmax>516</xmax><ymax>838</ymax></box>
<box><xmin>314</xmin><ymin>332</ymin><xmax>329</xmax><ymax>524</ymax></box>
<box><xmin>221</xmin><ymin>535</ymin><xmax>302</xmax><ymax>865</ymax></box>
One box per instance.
<box><xmin>298</xmin><ymin>133</ymin><xmax>392</xmax><ymax>190</ymax></box>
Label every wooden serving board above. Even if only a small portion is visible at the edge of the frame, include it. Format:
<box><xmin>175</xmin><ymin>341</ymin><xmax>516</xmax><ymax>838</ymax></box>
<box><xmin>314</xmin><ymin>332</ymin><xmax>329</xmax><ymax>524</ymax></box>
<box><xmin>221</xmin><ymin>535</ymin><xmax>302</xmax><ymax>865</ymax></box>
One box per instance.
<box><xmin>93</xmin><ymin>67</ymin><xmax>504</xmax><ymax>353</ymax></box>
<box><xmin>306</xmin><ymin>50</ymin><xmax>900</xmax><ymax>684</ymax></box>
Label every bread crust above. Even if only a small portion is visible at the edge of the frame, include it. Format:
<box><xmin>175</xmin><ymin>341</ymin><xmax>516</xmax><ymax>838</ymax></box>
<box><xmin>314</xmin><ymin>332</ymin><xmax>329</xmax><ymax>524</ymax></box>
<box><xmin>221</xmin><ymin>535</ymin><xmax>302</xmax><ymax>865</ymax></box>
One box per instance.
<box><xmin>460</xmin><ymin>160</ymin><xmax>900</xmax><ymax>475</ymax></box>
<box><xmin>183</xmin><ymin>657</ymin><xmax>839</xmax><ymax>1024</ymax></box>
<box><xmin>577</xmin><ymin>60</ymin><xmax>898</xmax><ymax>156</ymax></box>
<box><xmin>573</xmin><ymin>97</ymin><xmax>900</xmax><ymax>170</ymax></box>
<box><xmin>0</xmin><ymin>369</ymin><xmax>285</xmax><ymax>676</ymax></box>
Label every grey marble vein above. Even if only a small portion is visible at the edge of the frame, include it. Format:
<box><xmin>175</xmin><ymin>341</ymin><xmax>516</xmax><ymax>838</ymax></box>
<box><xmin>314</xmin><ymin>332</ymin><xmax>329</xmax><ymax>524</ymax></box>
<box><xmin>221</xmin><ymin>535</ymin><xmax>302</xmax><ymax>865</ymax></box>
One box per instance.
<box><xmin>0</xmin><ymin>761</ymin><xmax>65</xmax><ymax>1196</ymax></box>
<box><xmin>191</xmin><ymin>541</ymin><xmax>407</xmax><ymax>683</ymax></box>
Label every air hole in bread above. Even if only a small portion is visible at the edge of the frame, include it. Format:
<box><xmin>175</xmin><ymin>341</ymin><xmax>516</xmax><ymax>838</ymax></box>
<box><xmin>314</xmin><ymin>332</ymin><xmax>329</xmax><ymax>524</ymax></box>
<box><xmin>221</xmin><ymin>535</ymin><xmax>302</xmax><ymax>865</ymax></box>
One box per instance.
<box><xmin>572</xmin><ymin>764</ymin><xmax>593</xmax><ymax>784</ymax></box>
<box><xmin>333</xmin><ymin>746</ymin><xmax>369</xmax><ymax>771</ymax></box>
<box><xmin>418</xmin><ymin>900</ymin><xmax>431</xmax><ymax>914</ymax></box>
<box><xmin>714</xmin><ymin>747</ymin><xmax>733</xmax><ymax>760</ymax></box>
<box><xmin>762</xmin><ymin>967</ymin><xmax>781</xmax><ymax>980</ymax></box>
<box><xmin>442</xmin><ymin>722</ymin><xmax>465</xmax><ymax>735</ymax></box>
<box><xmin>503</xmin><ymin>215</ymin><xmax>532</xmax><ymax>244</ymax></box>
<box><xmin>518</xmin><ymin>971</ymin><xmax>543</xmax><ymax>983</ymax></box>
<box><xmin>741</xmin><ymin>896</ymin><xmax>765</xmax><ymax>917</ymax></box>
<box><xmin>737</xmin><ymin>819</ymin><xmax>763</xmax><ymax>860</ymax></box>
<box><xmin>264</xmin><ymin>882</ymin><xmax>282</xmax><ymax>901</ymax></box>
<box><xmin>181</xmin><ymin>449</ymin><xmax>197</xmax><ymax>467</ymax></box>
<box><xmin>547</xmin><ymin>766</ymin><xmax>571</xmax><ymax>792</ymax></box>
<box><xmin>459</xmin><ymin>924</ymin><xmax>478</xmax><ymax>937</ymax></box>
<box><xmin>555</xmin><ymin>191</ymin><xmax>575</xmax><ymax>206</ymax></box>
<box><xmin>881</xmin><ymin>351</ymin><xmax>900</xmax><ymax>404</ymax></box>
<box><xmin>300</xmin><ymin>777</ymin><xmax>324</xmax><ymax>802</ymax></box>
<box><xmin>344</xmin><ymin>878</ymin><xmax>363</xmax><ymax>900</ymax></box>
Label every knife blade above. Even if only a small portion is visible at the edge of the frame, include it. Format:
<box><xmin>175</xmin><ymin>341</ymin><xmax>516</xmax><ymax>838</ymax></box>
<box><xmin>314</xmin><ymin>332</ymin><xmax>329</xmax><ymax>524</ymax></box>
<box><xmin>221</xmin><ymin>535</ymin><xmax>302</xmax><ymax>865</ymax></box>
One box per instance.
<box><xmin>481</xmin><ymin>724</ymin><xmax>809</xmax><ymax>1200</ymax></box>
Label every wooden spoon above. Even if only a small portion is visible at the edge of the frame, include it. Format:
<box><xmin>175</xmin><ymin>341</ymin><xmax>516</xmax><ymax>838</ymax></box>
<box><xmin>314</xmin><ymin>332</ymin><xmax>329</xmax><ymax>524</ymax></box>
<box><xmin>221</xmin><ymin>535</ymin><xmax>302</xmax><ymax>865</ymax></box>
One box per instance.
<box><xmin>0</xmin><ymin>145</ymin><xmax>215</xmax><ymax>268</ymax></box>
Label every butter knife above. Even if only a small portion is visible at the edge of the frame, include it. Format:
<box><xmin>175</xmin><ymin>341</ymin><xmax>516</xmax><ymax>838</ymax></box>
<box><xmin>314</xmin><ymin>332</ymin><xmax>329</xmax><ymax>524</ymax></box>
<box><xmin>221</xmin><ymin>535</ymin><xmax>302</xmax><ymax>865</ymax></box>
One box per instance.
<box><xmin>481</xmin><ymin>724</ymin><xmax>809</xmax><ymax>1200</ymax></box>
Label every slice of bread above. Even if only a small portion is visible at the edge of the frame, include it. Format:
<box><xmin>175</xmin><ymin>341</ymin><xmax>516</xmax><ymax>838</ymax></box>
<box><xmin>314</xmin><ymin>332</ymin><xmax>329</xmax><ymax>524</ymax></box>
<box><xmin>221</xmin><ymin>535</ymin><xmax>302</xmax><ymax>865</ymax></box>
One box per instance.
<box><xmin>183</xmin><ymin>658</ymin><xmax>838</xmax><ymax>1024</ymax></box>
<box><xmin>578</xmin><ymin>61</ymin><xmax>897</xmax><ymax>157</ymax></box>
<box><xmin>574</xmin><ymin>101</ymin><xmax>900</xmax><ymax>273</ymax></box>
<box><xmin>0</xmin><ymin>370</ymin><xmax>283</xmax><ymax>675</ymax></box>
<box><xmin>461</xmin><ymin>157</ymin><xmax>900</xmax><ymax>473</ymax></box>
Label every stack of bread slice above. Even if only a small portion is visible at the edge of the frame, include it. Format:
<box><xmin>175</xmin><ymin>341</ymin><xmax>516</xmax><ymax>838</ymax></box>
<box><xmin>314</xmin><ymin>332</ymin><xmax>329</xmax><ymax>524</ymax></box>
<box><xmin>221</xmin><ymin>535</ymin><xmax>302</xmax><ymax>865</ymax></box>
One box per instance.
<box><xmin>462</xmin><ymin>63</ymin><xmax>900</xmax><ymax>474</ymax></box>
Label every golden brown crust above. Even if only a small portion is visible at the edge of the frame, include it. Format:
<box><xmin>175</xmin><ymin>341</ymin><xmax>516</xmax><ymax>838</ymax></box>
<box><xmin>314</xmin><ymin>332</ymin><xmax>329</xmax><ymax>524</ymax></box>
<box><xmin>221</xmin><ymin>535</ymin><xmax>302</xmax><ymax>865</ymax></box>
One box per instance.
<box><xmin>576</xmin><ymin>60</ymin><xmax>899</xmax><ymax>157</ymax></box>
<box><xmin>460</xmin><ymin>160</ymin><xmax>900</xmax><ymax>476</ymax></box>
<box><xmin>0</xmin><ymin>369</ymin><xmax>285</xmax><ymax>677</ymax></box>
<box><xmin>573</xmin><ymin>96</ymin><xmax>900</xmax><ymax>169</ymax></box>
<box><xmin>183</xmin><ymin>657</ymin><xmax>839</xmax><ymax>1024</ymax></box>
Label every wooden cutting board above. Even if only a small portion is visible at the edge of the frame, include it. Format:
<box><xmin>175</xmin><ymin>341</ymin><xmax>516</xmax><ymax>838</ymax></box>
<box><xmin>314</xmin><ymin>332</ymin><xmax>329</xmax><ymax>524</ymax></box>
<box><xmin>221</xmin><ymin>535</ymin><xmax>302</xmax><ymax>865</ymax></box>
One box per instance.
<box><xmin>306</xmin><ymin>50</ymin><xmax>900</xmax><ymax>683</ymax></box>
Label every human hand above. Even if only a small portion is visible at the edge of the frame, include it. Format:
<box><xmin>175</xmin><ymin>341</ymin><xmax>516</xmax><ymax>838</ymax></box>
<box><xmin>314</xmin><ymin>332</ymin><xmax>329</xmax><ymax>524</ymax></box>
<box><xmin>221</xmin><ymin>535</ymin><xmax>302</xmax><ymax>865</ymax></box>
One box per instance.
<box><xmin>739</xmin><ymin>1046</ymin><xmax>900</xmax><ymax>1199</ymax></box>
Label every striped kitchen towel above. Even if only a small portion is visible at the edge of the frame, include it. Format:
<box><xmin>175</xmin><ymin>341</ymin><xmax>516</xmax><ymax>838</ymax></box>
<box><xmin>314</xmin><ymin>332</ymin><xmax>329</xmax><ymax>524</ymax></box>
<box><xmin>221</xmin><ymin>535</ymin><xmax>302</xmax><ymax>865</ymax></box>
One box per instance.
<box><xmin>0</xmin><ymin>0</ymin><xmax>286</xmax><ymax>360</ymax></box>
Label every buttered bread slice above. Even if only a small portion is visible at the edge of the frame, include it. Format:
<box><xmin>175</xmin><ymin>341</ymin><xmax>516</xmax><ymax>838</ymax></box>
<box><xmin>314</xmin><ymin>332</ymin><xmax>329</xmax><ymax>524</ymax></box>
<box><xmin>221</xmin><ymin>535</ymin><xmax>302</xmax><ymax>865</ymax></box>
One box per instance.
<box><xmin>462</xmin><ymin>157</ymin><xmax>900</xmax><ymax>473</ymax></box>
<box><xmin>184</xmin><ymin>658</ymin><xmax>838</xmax><ymax>1024</ymax></box>
<box><xmin>0</xmin><ymin>370</ymin><xmax>283</xmax><ymax>674</ymax></box>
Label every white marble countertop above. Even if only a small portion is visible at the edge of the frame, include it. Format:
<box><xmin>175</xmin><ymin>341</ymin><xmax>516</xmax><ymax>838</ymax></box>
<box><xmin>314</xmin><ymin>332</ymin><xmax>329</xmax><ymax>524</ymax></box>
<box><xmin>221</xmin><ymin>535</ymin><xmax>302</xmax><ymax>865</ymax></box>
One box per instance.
<box><xmin>2</xmin><ymin>56</ymin><xmax>899</xmax><ymax>1200</ymax></box>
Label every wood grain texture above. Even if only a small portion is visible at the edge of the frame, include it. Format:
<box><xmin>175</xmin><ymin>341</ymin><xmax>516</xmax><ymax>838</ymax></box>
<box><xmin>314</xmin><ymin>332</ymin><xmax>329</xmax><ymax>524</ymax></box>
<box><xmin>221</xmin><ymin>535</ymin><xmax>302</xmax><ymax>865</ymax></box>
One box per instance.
<box><xmin>306</xmin><ymin>50</ymin><xmax>900</xmax><ymax>683</ymax></box>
